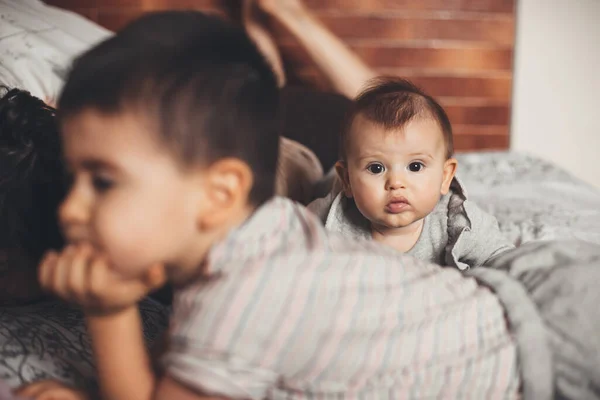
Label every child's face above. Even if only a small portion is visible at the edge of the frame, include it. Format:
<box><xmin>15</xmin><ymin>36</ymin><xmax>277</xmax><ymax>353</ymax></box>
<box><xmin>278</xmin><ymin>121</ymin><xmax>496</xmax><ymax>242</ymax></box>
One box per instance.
<box><xmin>339</xmin><ymin>114</ymin><xmax>456</xmax><ymax>233</ymax></box>
<box><xmin>59</xmin><ymin>109</ymin><xmax>211</xmax><ymax>281</ymax></box>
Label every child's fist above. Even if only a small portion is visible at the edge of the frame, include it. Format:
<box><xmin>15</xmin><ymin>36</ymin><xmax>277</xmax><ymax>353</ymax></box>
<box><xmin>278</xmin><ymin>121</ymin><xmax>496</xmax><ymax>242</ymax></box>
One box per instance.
<box><xmin>15</xmin><ymin>380</ymin><xmax>89</xmax><ymax>400</ymax></box>
<box><xmin>38</xmin><ymin>244</ymin><xmax>166</xmax><ymax>316</ymax></box>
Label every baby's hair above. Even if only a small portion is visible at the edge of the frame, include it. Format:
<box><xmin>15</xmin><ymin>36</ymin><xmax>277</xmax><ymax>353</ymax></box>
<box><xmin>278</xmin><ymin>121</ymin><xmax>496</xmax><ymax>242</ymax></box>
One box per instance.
<box><xmin>58</xmin><ymin>11</ymin><xmax>280</xmax><ymax>206</ymax></box>
<box><xmin>0</xmin><ymin>87</ymin><xmax>65</xmax><ymax>262</ymax></box>
<box><xmin>341</xmin><ymin>77</ymin><xmax>454</xmax><ymax>160</ymax></box>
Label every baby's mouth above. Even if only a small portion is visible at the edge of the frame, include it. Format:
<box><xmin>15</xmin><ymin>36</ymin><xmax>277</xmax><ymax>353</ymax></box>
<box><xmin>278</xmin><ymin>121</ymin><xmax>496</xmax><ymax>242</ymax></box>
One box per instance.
<box><xmin>385</xmin><ymin>197</ymin><xmax>409</xmax><ymax>213</ymax></box>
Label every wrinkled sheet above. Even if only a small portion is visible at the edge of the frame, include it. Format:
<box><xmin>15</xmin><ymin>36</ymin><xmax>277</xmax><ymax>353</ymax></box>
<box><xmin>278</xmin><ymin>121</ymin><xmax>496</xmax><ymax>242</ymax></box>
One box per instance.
<box><xmin>468</xmin><ymin>240</ymin><xmax>600</xmax><ymax>400</ymax></box>
<box><xmin>456</xmin><ymin>151</ymin><xmax>600</xmax><ymax>246</ymax></box>
<box><xmin>0</xmin><ymin>299</ymin><xmax>168</xmax><ymax>390</ymax></box>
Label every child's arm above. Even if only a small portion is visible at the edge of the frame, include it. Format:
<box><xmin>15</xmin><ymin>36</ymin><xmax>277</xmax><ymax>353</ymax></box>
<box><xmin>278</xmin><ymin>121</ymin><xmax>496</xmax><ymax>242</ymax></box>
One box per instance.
<box><xmin>37</xmin><ymin>245</ymin><xmax>227</xmax><ymax>400</ymax></box>
<box><xmin>86</xmin><ymin>308</ymin><xmax>154</xmax><ymax>400</ymax></box>
<box><xmin>243</xmin><ymin>0</ymin><xmax>286</xmax><ymax>87</ymax></box>
<box><xmin>88</xmin><ymin>310</ymin><xmax>228</xmax><ymax>400</ymax></box>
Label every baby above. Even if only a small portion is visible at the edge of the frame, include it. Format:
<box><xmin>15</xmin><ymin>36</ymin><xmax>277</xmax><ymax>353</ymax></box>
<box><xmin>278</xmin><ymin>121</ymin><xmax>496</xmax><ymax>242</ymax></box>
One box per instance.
<box><xmin>16</xmin><ymin>11</ymin><xmax>600</xmax><ymax>400</ymax></box>
<box><xmin>309</xmin><ymin>78</ymin><xmax>513</xmax><ymax>269</ymax></box>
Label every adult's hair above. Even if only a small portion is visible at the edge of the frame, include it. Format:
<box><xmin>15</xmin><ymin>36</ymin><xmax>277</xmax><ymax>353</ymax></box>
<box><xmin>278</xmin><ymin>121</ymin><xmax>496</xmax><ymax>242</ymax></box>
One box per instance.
<box><xmin>0</xmin><ymin>87</ymin><xmax>65</xmax><ymax>263</ymax></box>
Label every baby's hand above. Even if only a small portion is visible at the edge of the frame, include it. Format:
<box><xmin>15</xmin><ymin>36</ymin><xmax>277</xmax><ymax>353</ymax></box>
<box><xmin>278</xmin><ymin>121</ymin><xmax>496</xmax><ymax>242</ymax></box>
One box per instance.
<box><xmin>15</xmin><ymin>380</ymin><xmax>89</xmax><ymax>400</ymax></box>
<box><xmin>38</xmin><ymin>244</ymin><xmax>166</xmax><ymax>316</ymax></box>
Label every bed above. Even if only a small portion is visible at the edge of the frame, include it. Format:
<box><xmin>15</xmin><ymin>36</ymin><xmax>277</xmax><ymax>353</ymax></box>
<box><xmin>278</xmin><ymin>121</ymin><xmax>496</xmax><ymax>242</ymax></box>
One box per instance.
<box><xmin>0</xmin><ymin>299</ymin><xmax>168</xmax><ymax>391</ymax></box>
<box><xmin>1</xmin><ymin>0</ymin><xmax>600</xmax><ymax>392</ymax></box>
<box><xmin>456</xmin><ymin>151</ymin><xmax>600</xmax><ymax>246</ymax></box>
<box><xmin>1</xmin><ymin>151</ymin><xmax>598</xmax><ymax>390</ymax></box>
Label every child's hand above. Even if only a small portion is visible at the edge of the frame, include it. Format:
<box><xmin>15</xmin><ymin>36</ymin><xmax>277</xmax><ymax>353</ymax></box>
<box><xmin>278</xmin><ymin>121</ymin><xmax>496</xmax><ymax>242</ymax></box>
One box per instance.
<box><xmin>39</xmin><ymin>244</ymin><xmax>166</xmax><ymax>316</ymax></box>
<box><xmin>15</xmin><ymin>380</ymin><xmax>89</xmax><ymax>400</ymax></box>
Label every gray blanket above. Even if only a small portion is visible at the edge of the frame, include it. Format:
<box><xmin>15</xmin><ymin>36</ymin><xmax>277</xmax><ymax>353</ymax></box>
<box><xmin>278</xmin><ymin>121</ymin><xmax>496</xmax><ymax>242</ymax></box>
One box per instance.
<box><xmin>469</xmin><ymin>240</ymin><xmax>600</xmax><ymax>400</ymax></box>
<box><xmin>456</xmin><ymin>152</ymin><xmax>600</xmax><ymax>246</ymax></box>
<box><xmin>0</xmin><ymin>299</ymin><xmax>168</xmax><ymax>391</ymax></box>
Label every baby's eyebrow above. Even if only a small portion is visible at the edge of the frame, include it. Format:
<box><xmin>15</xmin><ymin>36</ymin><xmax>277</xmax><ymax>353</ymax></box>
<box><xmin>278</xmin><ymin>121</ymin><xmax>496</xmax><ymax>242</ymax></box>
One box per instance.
<box><xmin>357</xmin><ymin>154</ymin><xmax>384</xmax><ymax>161</ymax></box>
<box><xmin>408</xmin><ymin>152</ymin><xmax>433</xmax><ymax>160</ymax></box>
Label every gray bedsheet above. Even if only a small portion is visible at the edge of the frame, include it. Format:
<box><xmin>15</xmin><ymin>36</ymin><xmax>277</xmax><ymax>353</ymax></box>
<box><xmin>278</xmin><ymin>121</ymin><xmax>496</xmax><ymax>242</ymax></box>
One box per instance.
<box><xmin>457</xmin><ymin>151</ymin><xmax>600</xmax><ymax>246</ymax></box>
<box><xmin>468</xmin><ymin>240</ymin><xmax>600</xmax><ymax>400</ymax></box>
<box><xmin>0</xmin><ymin>298</ymin><xmax>168</xmax><ymax>390</ymax></box>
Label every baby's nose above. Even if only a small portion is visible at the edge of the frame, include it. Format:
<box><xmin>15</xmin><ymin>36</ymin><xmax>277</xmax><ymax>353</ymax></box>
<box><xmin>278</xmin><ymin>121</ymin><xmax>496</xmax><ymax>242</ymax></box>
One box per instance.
<box><xmin>385</xmin><ymin>171</ymin><xmax>406</xmax><ymax>190</ymax></box>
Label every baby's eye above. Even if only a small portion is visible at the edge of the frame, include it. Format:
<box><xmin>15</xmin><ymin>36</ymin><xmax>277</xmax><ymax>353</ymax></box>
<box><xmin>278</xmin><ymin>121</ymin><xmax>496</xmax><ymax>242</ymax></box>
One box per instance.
<box><xmin>367</xmin><ymin>163</ymin><xmax>385</xmax><ymax>174</ymax></box>
<box><xmin>408</xmin><ymin>162</ymin><xmax>425</xmax><ymax>172</ymax></box>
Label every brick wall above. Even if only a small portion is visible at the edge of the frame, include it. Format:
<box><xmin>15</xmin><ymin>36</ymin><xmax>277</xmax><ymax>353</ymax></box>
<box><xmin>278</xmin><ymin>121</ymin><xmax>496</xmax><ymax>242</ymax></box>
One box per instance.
<box><xmin>45</xmin><ymin>0</ymin><xmax>516</xmax><ymax>151</ymax></box>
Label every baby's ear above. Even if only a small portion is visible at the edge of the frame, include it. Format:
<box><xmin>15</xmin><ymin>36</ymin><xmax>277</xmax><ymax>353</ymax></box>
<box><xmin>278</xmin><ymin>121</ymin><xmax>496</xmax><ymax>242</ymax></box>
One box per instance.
<box><xmin>441</xmin><ymin>158</ymin><xmax>458</xmax><ymax>195</ymax></box>
<box><xmin>335</xmin><ymin>161</ymin><xmax>353</xmax><ymax>198</ymax></box>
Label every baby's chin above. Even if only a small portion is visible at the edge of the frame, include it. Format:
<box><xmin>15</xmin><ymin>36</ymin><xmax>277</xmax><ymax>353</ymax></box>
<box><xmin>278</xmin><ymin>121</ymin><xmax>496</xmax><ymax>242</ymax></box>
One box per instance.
<box><xmin>373</xmin><ymin>213</ymin><xmax>418</xmax><ymax>226</ymax></box>
<box><xmin>370</xmin><ymin>215</ymin><xmax>424</xmax><ymax>232</ymax></box>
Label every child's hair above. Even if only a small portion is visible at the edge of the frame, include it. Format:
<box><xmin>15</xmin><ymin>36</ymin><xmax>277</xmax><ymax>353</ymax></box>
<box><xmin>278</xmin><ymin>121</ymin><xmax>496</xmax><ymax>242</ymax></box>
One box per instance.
<box><xmin>0</xmin><ymin>87</ymin><xmax>65</xmax><ymax>262</ymax></box>
<box><xmin>341</xmin><ymin>77</ymin><xmax>454</xmax><ymax>160</ymax></box>
<box><xmin>58</xmin><ymin>11</ymin><xmax>280</xmax><ymax>206</ymax></box>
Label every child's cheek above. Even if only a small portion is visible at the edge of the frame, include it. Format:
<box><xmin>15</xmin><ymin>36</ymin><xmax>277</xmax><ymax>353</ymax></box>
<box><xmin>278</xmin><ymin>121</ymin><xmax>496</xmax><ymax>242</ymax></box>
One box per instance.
<box><xmin>93</xmin><ymin>204</ymin><xmax>145</xmax><ymax>277</ymax></box>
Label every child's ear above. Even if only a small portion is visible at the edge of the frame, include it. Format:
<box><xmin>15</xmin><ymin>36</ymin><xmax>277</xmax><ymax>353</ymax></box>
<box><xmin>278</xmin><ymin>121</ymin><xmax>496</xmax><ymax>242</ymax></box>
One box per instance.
<box><xmin>441</xmin><ymin>158</ymin><xmax>458</xmax><ymax>195</ymax></box>
<box><xmin>335</xmin><ymin>161</ymin><xmax>353</xmax><ymax>198</ymax></box>
<box><xmin>198</xmin><ymin>158</ymin><xmax>253</xmax><ymax>229</ymax></box>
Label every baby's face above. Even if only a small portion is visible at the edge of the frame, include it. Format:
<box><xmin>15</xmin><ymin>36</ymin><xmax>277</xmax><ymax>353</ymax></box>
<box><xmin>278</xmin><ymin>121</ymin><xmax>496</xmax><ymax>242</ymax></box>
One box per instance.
<box><xmin>341</xmin><ymin>114</ymin><xmax>456</xmax><ymax>234</ymax></box>
<box><xmin>59</xmin><ymin>109</ymin><xmax>210</xmax><ymax>283</ymax></box>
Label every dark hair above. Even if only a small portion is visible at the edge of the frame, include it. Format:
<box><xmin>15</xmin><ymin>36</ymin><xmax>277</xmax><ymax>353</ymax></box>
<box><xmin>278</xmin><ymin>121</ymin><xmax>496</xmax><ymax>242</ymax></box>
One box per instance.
<box><xmin>58</xmin><ymin>11</ymin><xmax>280</xmax><ymax>206</ymax></box>
<box><xmin>341</xmin><ymin>77</ymin><xmax>454</xmax><ymax>160</ymax></box>
<box><xmin>0</xmin><ymin>87</ymin><xmax>65</xmax><ymax>262</ymax></box>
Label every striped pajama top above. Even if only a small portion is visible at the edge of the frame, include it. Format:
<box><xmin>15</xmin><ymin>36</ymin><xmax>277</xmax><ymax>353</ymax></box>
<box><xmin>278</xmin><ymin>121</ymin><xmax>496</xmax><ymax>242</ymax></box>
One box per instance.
<box><xmin>162</xmin><ymin>197</ymin><xmax>520</xmax><ymax>399</ymax></box>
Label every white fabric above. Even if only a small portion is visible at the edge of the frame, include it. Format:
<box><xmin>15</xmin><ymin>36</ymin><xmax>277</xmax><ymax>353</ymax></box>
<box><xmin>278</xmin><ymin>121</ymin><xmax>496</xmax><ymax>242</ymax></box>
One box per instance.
<box><xmin>0</xmin><ymin>0</ymin><xmax>111</xmax><ymax>101</ymax></box>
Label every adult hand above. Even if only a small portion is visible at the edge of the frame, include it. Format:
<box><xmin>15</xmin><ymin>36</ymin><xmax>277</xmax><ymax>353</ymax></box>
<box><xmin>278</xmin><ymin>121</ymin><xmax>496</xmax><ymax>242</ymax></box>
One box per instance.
<box><xmin>255</xmin><ymin>0</ymin><xmax>307</xmax><ymax>17</ymax></box>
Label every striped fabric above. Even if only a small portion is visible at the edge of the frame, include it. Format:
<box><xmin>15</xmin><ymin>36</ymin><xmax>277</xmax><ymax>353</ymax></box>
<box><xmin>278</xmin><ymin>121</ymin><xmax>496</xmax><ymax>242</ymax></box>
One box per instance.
<box><xmin>163</xmin><ymin>197</ymin><xmax>520</xmax><ymax>399</ymax></box>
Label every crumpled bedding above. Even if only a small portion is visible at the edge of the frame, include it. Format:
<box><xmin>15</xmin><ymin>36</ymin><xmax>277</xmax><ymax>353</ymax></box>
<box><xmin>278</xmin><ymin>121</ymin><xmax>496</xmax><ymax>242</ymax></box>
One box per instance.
<box><xmin>468</xmin><ymin>240</ymin><xmax>600</xmax><ymax>400</ymax></box>
<box><xmin>0</xmin><ymin>0</ymin><xmax>110</xmax><ymax>101</ymax></box>
<box><xmin>0</xmin><ymin>298</ymin><xmax>168</xmax><ymax>390</ymax></box>
<box><xmin>456</xmin><ymin>151</ymin><xmax>600</xmax><ymax>246</ymax></box>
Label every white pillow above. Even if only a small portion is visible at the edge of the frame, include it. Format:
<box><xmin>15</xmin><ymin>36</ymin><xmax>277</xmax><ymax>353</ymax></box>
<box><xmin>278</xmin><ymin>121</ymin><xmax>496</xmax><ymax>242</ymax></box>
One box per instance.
<box><xmin>0</xmin><ymin>0</ymin><xmax>112</xmax><ymax>101</ymax></box>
